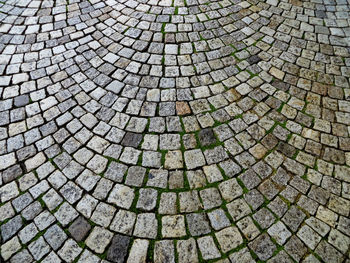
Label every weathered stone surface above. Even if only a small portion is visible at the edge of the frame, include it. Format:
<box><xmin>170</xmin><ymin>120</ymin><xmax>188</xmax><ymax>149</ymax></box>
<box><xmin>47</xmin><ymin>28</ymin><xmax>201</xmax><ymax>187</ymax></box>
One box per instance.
<box><xmin>215</xmin><ymin>226</ymin><xmax>243</xmax><ymax>252</ymax></box>
<box><xmin>107</xmin><ymin>234</ymin><xmax>131</xmax><ymax>263</ymax></box>
<box><xmin>1</xmin><ymin>0</ymin><xmax>349</xmax><ymax>261</ymax></box>
<box><xmin>177</xmin><ymin>238</ymin><xmax>199</xmax><ymax>263</ymax></box>
<box><xmin>68</xmin><ymin>216</ymin><xmax>91</xmax><ymax>242</ymax></box>
<box><xmin>154</xmin><ymin>240</ymin><xmax>175</xmax><ymax>263</ymax></box>
<box><xmin>107</xmin><ymin>184</ymin><xmax>135</xmax><ymax>209</ymax></box>
<box><xmin>133</xmin><ymin>213</ymin><xmax>158</xmax><ymax>239</ymax></box>
<box><xmin>162</xmin><ymin>215</ymin><xmax>186</xmax><ymax>238</ymax></box>
<box><xmin>86</xmin><ymin>227</ymin><xmax>113</xmax><ymax>254</ymax></box>
<box><xmin>248</xmin><ymin>233</ymin><xmax>276</xmax><ymax>261</ymax></box>
<box><xmin>57</xmin><ymin>239</ymin><xmax>82</xmax><ymax>262</ymax></box>
<box><xmin>186</xmin><ymin>213</ymin><xmax>211</xmax><ymax>236</ymax></box>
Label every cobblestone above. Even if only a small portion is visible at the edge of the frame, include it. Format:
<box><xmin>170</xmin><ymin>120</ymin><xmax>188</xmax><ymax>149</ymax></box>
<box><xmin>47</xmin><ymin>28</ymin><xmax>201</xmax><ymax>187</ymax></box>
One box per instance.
<box><xmin>0</xmin><ymin>0</ymin><xmax>349</xmax><ymax>261</ymax></box>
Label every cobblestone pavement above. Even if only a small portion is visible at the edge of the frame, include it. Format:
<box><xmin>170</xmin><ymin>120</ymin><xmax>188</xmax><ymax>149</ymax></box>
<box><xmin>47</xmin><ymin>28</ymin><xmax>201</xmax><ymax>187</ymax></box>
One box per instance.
<box><xmin>0</xmin><ymin>0</ymin><xmax>350</xmax><ymax>262</ymax></box>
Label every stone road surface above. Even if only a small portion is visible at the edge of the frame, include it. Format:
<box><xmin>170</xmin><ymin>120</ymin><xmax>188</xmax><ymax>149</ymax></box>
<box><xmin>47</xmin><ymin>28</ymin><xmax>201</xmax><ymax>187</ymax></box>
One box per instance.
<box><xmin>0</xmin><ymin>0</ymin><xmax>350</xmax><ymax>262</ymax></box>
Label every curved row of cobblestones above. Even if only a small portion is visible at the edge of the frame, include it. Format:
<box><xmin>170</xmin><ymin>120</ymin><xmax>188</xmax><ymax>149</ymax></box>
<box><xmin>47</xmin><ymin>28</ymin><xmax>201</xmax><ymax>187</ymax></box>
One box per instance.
<box><xmin>0</xmin><ymin>0</ymin><xmax>350</xmax><ymax>262</ymax></box>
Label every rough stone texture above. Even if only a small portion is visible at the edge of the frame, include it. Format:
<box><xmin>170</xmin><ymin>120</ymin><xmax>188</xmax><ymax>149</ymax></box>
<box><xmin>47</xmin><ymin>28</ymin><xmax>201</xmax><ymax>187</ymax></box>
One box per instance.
<box><xmin>177</xmin><ymin>238</ymin><xmax>199</xmax><ymax>263</ymax></box>
<box><xmin>57</xmin><ymin>238</ymin><xmax>82</xmax><ymax>262</ymax></box>
<box><xmin>162</xmin><ymin>215</ymin><xmax>186</xmax><ymax>238</ymax></box>
<box><xmin>154</xmin><ymin>240</ymin><xmax>175</xmax><ymax>263</ymax></box>
<box><xmin>107</xmin><ymin>234</ymin><xmax>131</xmax><ymax>263</ymax></box>
<box><xmin>133</xmin><ymin>213</ymin><xmax>158</xmax><ymax>239</ymax></box>
<box><xmin>186</xmin><ymin>213</ymin><xmax>211</xmax><ymax>236</ymax></box>
<box><xmin>85</xmin><ymin>227</ymin><xmax>113</xmax><ymax>254</ymax></box>
<box><xmin>249</xmin><ymin>233</ymin><xmax>276</xmax><ymax>261</ymax></box>
<box><xmin>1</xmin><ymin>0</ymin><xmax>349</xmax><ymax>261</ymax></box>
<box><xmin>68</xmin><ymin>216</ymin><xmax>91</xmax><ymax>242</ymax></box>
<box><xmin>215</xmin><ymin>226</ymin><xmax>243</xmax><ymax>252</ymax></box>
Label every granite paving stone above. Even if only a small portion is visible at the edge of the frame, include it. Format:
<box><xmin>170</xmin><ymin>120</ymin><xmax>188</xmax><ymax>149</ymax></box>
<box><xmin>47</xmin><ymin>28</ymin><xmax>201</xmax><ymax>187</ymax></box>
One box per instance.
<box><xmin>0</xmin><ymin>0</ymin><xmax>349</xmax><ymax>261</ymax></box>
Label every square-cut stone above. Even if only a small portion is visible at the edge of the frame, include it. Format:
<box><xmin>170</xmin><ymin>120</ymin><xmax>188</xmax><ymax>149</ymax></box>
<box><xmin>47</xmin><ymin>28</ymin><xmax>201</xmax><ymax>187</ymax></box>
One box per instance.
<box><xmin>59</xmin><ymin>181</ymin><xmax>83</xmax><ymax>204</ymax></box>
<box><xmin>218</xmin><ymin>178</ymin><xmax>243</xmax><ymax>202</ymax></box>
<box><xmin>154</xmin><ymin>240</ymin><xmax>175</xmax><ymax>263</ymax></box>
<box><xmin>158</xmin><ymin>192</ymin><xmax>177</xmax><ymax>215</ymax></box>
<box><xmin>1</xmin><ymin>214</ymin><xmax>22</xmax><ymax>242</ymax></box>
<box><xmin>28</xmin><ymin>236</ymin><xmax>50</xmax><ymax>261</ymax></box>
<box><xmin>146</xmin><ymin>169</ymin><xmax>168</xmax><ymax>188</ymax></box>
<box><xmin>57</xmin><ymin>239</ymin><xmax>83</xmax><ymax>262</ymax></box>
<box><xmin>110</xmin><ymin>209</ymin><xmax>136</xmax><ymax>235</ymax></box>
<box><xmin>34</xmin><ymin>211</ymin><xmax>56</xmax><ymax>231</ymax></box>
<box><xmin>105</xmin><ymin>162</ymin><xmax>128</xmax><ymax>183</ymax></box>
<box><xmin>226</xmin><ymin>199</ymin><xmax>251</xmax><ymax>221</ymax></box>
<box><xmin>1</xmin><ymin>236</ymin><xmax>22</xmax><ymax>261</ymax></box>
<box><xmin>248</xmin><ymin>233</ymin><xmax>276</xmax><ymax>261</ymax></box>
<box><xmin>164</xmin><ymin>150</ymin><xmax>183</xmax><ymax>169</ymax></box>
<box><xmin>229</xmin><ymin>247</ymin><xmax>254</xmax><ymax>263</ymax></box>
<box><xmin>207</xmin><ymin>209</ymin><xmax>231</xmax><ymax>231</ymax></box>
<box><xmin>19</xmin><ymin>223</ymin><xmax>38</xmax><ymax>244</ymax></box>
<box><xmin>187</xmin><ymin>170</ymin><xmax>207</xmax><ymax>189</ymax></box>
<box><xmin>159</xmin><ymin>134</ymin><xmax>181</xmax><ymax>150</ymax></box>
<box><xmin>119</xmin><ymin>147</ymin><xmax>141</xmax><ymax>165</ymax></box>
<box><xmin>54</xmin><ymin>202</ymin><xmax>79</xmax><ymax>226</ymax></box>
<box><xmin>86</xmin><ymin>155</ymin><xmax>108</xmax><ymax>174</ymax></box>
<box><xmin>133</xmin><ymin>213</ymin><xmax>158</xmax><ymax>239</ymax></box>
<box><xmin>125</xmin><ymin>166</ymin><xmax>146</xmax><ymax>187</ymax></box>
<box><xmin>136</xmin><ymin>188</ymin><xmax>158</xmax><ymax>211</ymax></box>
<box><xmin>107</xmin><ymin>234</ymin><xmax>131</xmax><ymax>263</ymax></box>
<box><xmin>42</xmin><ymin>189</ymin><xmax>63</xmax><ymax>211</ymax></box>
<box><xmin>282</xmin><ymin>206</ymin><xmax>306</xmax><ymax>232</ymax></box>
<box><xmin>142</xmin><ymin>151</ymin><xmax>162</xmax><ymax>168</ymax></box>
<box><xmin>184</xmin><ymin>149</ymin><xmax>206</xmax><ymax>169</ymax></box>
<box><xmin>297</xmin><ymin>225</ymin><xmax>322</xmax><ymax>250</ymax></box>
<box><xmin>86</xmin><ymin>227</ymin><xmax>113</xmax><ymax>254</ymax></box>
<box><xmin>267</xmin><ymin>221</ymin><xmax>291</xmax><ymax>245</ymax></box>
<box><xmin>215</xmin><ymin>226</ymin><xmax>243</xmax><ymax>252</ymax></box>
<box><xmin>237</xmin><ymin>216</ymin><xmax>260</xmax><ymax>241</ymax></box>
<box><xmin>162</xmin><ymin>215</ymin><xmax>186</xmax><ymax>238</ymax></box>
<box><xmin>76</xmin><ymin>194</ymin><xmax>98</xmax><ymax>218</ymax></box>
<box><xmin>186</xmin><ymin>213</ymin><xmax>211</xmax><ymax>236</ymax></box>
<box><xmin>127</xmin><ymin>239</ymin><xmax>149</xmax><ymax>263</ymax></box>
<box><xmin>203</xmin><ymin>164</ymin><xmax>223</xmax><ymax>183</ymax></box>
<box><xmin>91</xmin><ymin>202</ymin><xmax>116</xmax><ymax>227</ymax></box>
<box><xmin>78</xmin><ymin>250</ymin><xmax>101</xmax><ymax>263</ymax></box>
<box><xmin>107</xmin><ymin>184</ymin><xmax>135</xmax><ymax>209</ymax></box>
<box><xmin>76</xmin><ymin>169</ymin><xmax>100</xmax><ymax>191</ymax></box>
<box><xmin>0</xmin><ymin>181</ymin><xmax>19</xmax><ymax>202</ymax></box>
<box><xmin>68</xmin><ymin>216</ymin><xmax>91</xmax><ymax>242</ymax></box>
<box><xmin>204</xmin><ymin>146</ymin><xmax>228</xmax><ymax>165</ymax></box>
<box><xmin>179</xmin><ymin>191</ymin><xmax>201</xmax><ymax>213</ymax></box>
<box><xmin>197</xmin><ymin>236</ymin><xmax>221</xmax><ymax>260</ymax></box>
<box><xmin>177</xmin><ymin>238</ymin><xmax>199</xmax><ymax>263</ymax></box>
<box><xmin>199</xmin><ymin>188</ymin><xmax>222</xmax><ymax>210</ymax></box>
<box><xmin>253</xmin><ymin>208</ymin><xmax>275</xmax><ymax>229</ymax></box>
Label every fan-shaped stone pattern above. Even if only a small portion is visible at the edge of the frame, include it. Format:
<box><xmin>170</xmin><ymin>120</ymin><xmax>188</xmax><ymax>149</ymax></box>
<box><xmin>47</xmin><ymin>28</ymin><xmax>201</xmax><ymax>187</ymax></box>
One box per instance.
<box><xmin>0</xmin><ymin>0</ymin><xmax>350</xmax><ymax>262</ymax></box>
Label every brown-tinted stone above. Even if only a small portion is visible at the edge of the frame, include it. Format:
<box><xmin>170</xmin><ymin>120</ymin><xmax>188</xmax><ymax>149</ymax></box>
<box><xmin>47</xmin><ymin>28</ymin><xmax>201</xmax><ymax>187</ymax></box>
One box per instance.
<box><xmin>261</xmin><ymin>134</ymin><xmax>279</xmax><ymax>150</ymax></box>
<box><xmin>176</xmin><ymin>101</ymin><xmax>191</xmax><ymax>115</ymax></box>
<box><xmin>312</xmin><ymin>82</ymin><xmax>328</xmax><ymax>95</ymax></box>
